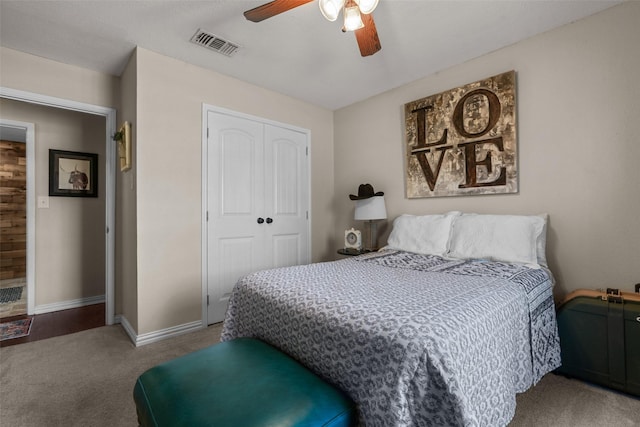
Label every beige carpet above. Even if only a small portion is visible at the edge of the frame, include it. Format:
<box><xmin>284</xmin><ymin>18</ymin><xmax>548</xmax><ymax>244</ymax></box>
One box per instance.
<box><xmin>0</xmin><ymin>324</ymin><xmax>222</xmax><ymax>426</ymax></box>
<box><xmin>0</xmin><ymin>323</ymin><xmax>638</xmax><ymax>426</ymax></box>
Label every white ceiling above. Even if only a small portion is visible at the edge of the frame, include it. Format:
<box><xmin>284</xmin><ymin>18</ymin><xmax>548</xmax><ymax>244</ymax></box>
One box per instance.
<box><xmin>0</xmin><ymin>0</ymin><xmax>623</xmax><ymax>110</ymax></box>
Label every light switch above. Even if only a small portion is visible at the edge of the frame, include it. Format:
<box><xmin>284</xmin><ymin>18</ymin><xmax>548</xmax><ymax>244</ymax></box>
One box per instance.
<box><xmin>37</xmin><ymin>196</ymin><xmax>49</xmax><ymax>208</ymax></box>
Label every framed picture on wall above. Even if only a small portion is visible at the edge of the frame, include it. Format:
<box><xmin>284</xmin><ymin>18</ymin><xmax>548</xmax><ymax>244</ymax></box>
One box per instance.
<box><xmin>115</xmin><ymin>121</ymin><xmax>131</xmax><ymax>172</ymax></box>
<box><xmin>49</xmin><ymin>149</ymin><xmax>98</xmax><ymax>197</ymax></box>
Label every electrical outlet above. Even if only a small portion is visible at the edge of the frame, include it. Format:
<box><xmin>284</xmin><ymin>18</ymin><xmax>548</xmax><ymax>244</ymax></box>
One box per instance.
<box><xmin>37</xmin><ymin>196</ymin><xmax>49</xmax><ymax>208</ymax></box>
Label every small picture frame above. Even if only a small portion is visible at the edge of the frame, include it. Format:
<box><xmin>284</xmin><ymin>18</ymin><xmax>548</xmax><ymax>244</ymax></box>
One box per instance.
<box><xmin>49</xmin><ymin>149</ymin><xmax>98</xmax><ymax>197</ymax></box>
<box><xmin>116</xmin><ymin>121</ymin><xmax>131</xmax><ymax>172</ymax></box>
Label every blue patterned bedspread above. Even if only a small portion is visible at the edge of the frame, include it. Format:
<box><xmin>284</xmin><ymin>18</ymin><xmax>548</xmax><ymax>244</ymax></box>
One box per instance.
<box><xmin>221</xmin><ymin>250</ymin><xmax>561</xmax><ymax>426</ymax></box>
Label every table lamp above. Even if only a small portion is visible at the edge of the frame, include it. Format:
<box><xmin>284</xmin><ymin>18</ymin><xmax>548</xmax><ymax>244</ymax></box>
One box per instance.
<box><xmin>354</xmin><ymin>195</ymin><xmax>387</xmax><ymax>251</ymax></box>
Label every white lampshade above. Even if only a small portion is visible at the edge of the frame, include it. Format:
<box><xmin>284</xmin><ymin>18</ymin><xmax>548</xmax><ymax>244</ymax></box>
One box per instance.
<box><xmin>355</xmin><ymin>0</ymin><xmax>379</xmax><ymax>15</ymax></box>
<box><xmin>319</xmin><ymin>0</ymin><xmax>345</xmax><ymax>22</ymax></box>
<box><xmin>354</xmin><ymin>196</ymin><xmax>387</xmax><ymax>220</ymax></box>
<box><xmin>343</xmin><ymin>5</ymin><xmax>364</xmax><ymax>31</ymax></box>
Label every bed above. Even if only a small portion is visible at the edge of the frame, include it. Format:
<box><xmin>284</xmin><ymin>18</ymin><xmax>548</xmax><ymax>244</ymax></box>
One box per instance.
<box><xmin>221</xmin><ymin>212</ymin><xmax>562</xmax><ymax>426</ymax></box>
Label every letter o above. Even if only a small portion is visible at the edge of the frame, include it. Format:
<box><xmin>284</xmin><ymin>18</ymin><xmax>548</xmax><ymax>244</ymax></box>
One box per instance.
<box><xmin>452</xmin><ymin>89</ymin><xmax>501</xmax><ymax>138</ymax></box>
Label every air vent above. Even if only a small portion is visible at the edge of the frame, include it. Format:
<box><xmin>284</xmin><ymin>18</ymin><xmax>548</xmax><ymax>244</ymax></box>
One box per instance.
<box><xmin>190</xmin><ymin>29</ymin><xmax>240</xmax><ymax>57</ymax></box>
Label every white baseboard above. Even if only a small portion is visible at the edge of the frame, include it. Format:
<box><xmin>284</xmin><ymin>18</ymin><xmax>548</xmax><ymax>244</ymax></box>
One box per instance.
<box><xmin>32</xmin><ymin>297</ymin><xmax>205</xmax><ymax>347</ymax></box>
<box><xmin>116</xmin><ymin>315</ymin><xmax>205</xmax><ymax>347</ymax></box>
<box><xmin>34</xmin><ymin>294</ymin><xmax>105</xmax><ymax>315</ymax></box>
<box><xmin>117</xmin><ymin>315</ymin><xmax>136</xmax><ymax>343</ymax></box>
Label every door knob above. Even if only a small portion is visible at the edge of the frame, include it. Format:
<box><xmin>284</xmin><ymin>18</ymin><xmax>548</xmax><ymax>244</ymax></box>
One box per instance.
<box><xmin>266</xmin><ymin>218</ymin><xmax>273</xmax><ymax>224</ymax></box>
<box><xmin>257</xmin><ymin>217</ymin><xmax>264</xmax><ymax>224</ymax></box>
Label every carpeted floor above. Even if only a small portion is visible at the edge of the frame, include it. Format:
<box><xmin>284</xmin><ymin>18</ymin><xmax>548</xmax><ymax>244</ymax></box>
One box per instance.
<box><xmin>0</xmin><ymin>323</ymin><xmax>638</xmax><ymax>426</ymax></box>
<box><xmin>0</xmin><ymin>324</ymin><xmax>223</xmax><ymax>426</ymax></box>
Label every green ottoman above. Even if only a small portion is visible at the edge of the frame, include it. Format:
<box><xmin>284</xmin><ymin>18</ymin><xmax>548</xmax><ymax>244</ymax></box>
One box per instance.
<box><xmin>133</xmin><ymin>338</ymin><xmax>356</xmax><ymax>427</ymax></box>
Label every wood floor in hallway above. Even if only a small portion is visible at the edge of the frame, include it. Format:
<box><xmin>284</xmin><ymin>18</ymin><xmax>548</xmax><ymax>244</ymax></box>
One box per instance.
<box><xmin>0</xmin><ymin>303</ymin><xmax>105</xmax><ymax>348</ymax></box>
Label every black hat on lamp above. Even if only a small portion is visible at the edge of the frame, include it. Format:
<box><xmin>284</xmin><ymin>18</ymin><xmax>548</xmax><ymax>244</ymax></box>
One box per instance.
<box><xmin>349</xmin><ymin>183</ymin><xmax>384</xmax><ymax>200</ymax></box>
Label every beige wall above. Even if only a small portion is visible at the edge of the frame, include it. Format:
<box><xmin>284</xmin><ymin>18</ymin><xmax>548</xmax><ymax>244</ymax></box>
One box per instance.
<box><xmin>334</xmin><ymin>2</ymin><xmax>640</xmax><ymax>295</ymax></box>
<box><xmin>117</xmin><ymin>50</ymin><xmax>138</xmax><ymax>329</ymax></box>
<box><xmin>133</xmin><ymin>48</ymin><xmax>334</xmax><ymax>334</ymax></box>
<box><xmin>0</xmin><ymin>98</ymin><xmax>106</xmax><ymax>306</ymax></box>
<box><xmin>0</xmin><ymin>47</ymin><xmax>119</xmax><ymax>109</ymax></box>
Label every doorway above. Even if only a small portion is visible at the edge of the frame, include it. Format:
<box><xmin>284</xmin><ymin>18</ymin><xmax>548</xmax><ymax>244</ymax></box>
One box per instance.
<box><xmin>0</xmin><ymin>87</ymin><xmax>116</xmax><ymax>325</ymax></box>
<box><xmin>0</xmin><ymin>120</ymin><xmax>34</xmax><ymax>317</ymax></box>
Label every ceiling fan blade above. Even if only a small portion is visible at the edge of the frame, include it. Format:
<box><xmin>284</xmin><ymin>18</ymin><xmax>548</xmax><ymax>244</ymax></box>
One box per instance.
<box><xmin>355</xmin><ymin>13</ymin><xmax>382</xmax><ymax>57</ymax></box>
<box><xmin>244</xmin><ymin>0</ymin><xmax>315</xmax><ymax>22</ymax></box>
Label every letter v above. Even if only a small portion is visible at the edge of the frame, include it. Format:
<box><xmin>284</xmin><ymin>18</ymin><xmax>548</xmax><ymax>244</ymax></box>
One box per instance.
<box><xmin>415</xmin><ymin>147</ymin><xmax>448</xmax><ymax>191</ymax></box>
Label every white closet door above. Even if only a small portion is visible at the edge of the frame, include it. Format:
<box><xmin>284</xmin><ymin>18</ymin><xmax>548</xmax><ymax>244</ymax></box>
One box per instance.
<box><xmin>206</xmin><ymin>111</ymin><xmax>310</xmax><ymax>324</ymax></box>
<box><xmin>207</xmin><ymin>112</ymin><xmax>265</xmax><ymax>323</ymax></box>
<box><xmin>264</xmin><ymin>124</ymin><xmax>309</xmax><ymax>269</ymax></box>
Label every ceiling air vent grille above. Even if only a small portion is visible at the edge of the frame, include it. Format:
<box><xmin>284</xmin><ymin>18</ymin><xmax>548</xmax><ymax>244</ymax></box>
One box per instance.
<box><xmin>190</xmin><ymin>29</ymin><xmax>240</xmax><ymax>57</ymax></box>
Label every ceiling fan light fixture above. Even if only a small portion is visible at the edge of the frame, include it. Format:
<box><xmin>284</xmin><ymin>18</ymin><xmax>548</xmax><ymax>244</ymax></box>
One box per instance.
<box><xmin>343</xmin><ymin>5</ymin><xmax>364</xmax><ymax>31</ymax></box>
<box><xmin>319</xmin><ymin>0</ymin><xmax>346</xmax><ymax>22</ymax></box>
<box><xmin>354</xmin><ymin>0</ymin><xmax>379</xmax><ymax>15</ymax></box>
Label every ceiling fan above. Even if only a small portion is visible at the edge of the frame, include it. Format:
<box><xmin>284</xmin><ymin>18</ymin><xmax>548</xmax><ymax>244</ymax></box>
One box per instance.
<box><xmin>244</xmin><ymin>0</ymin><xmax>382</xmax><ymax>57</ymax></box>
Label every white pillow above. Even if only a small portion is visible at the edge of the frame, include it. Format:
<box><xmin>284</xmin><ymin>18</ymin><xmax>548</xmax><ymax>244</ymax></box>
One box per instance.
<box><xmin>386</xmin><ymin>211</ymin><xmax>461</xmax><ymax>256</ymax></box>
<box><xmin>447</xmin><ymin>214</ymin><xmax>546</xmax><ymax>266</ymax></box>
<box><xmin>535</xmin><ymin>213</ymin><xmax>549</xmax><ymax>267</ymax></box>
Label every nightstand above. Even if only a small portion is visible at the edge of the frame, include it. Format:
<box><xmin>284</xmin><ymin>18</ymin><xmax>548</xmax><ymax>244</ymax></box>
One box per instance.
<box><xmin>337</xmin><ymin>248</ymin><xmax>370</xmax><ymax>256</ymax></box>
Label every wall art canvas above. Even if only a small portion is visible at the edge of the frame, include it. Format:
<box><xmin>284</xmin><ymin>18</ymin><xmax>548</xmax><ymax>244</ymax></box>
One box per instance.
<box><xmin>404</xmin><ymin>70</ymin><xmax>517</xmax><ymax>198</ymax></box>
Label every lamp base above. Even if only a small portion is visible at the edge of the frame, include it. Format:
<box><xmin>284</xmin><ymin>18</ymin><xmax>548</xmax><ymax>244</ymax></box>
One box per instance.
<box><xmin>364</xmin><ymin>220</ymin><xmax>379</xmax><ymax>252</ymax></box>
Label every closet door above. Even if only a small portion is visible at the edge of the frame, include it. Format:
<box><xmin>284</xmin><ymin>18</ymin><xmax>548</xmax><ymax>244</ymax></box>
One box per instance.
<box><xmin>264</xmin><ymin>124</ymin><xmax>309</xmax><ymax>269</ymax></box>
<box><xmin>207</xmin><ymin>112</ymin><xmax>266</xmax><ymax>324</ymax></box>
<box><xmin>206</xmin><ymin>111</ymin><xmax>310</xmax><ymax>324</ymax></box>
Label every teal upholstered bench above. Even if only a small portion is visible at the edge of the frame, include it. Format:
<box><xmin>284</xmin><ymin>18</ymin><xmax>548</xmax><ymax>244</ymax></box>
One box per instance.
<box><xmin>133</xmin><ymin>338</ymin><xmax>356</xmax><ymax>427</ymax></box>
